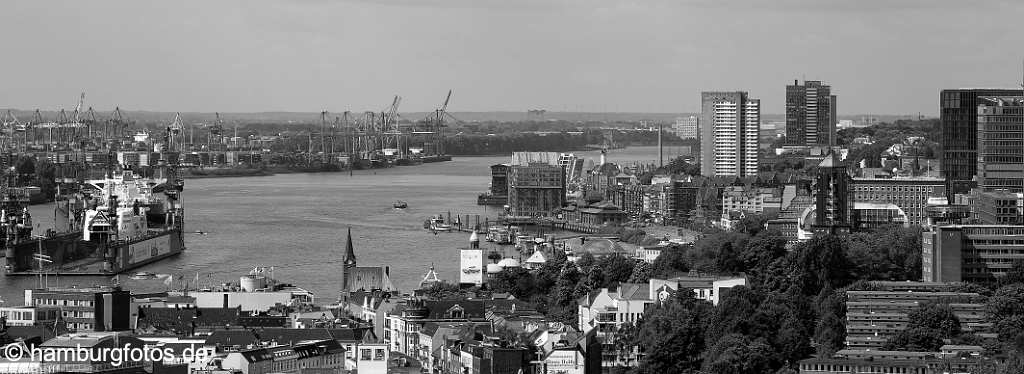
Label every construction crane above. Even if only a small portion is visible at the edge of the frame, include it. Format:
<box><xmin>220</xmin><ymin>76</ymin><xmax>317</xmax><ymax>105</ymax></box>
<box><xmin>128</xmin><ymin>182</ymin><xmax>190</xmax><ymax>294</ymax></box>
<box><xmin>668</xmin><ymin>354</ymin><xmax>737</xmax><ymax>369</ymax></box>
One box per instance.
<box><xmin>167</xmin><ymin>113</ymin><xmax>185</xmax><ymax>153</ymax></box>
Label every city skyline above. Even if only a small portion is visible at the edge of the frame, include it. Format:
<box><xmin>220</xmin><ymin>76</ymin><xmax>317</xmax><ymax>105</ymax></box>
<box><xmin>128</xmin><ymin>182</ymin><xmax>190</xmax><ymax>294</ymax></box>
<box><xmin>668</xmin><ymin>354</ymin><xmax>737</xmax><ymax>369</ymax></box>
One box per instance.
<box><xmin>2</xmin><ymin>0</ymin><xmax>1022</xmax><ymax>115</ymax></box>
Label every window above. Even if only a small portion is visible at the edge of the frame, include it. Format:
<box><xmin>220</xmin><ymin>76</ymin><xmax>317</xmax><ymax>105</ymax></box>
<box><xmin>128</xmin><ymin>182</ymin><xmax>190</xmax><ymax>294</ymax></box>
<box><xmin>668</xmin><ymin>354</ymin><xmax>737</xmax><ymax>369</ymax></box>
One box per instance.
<box><xmin>361</xmin><ymin>349</ymin><xmax>372</xmax><ymax>360</ymax></box>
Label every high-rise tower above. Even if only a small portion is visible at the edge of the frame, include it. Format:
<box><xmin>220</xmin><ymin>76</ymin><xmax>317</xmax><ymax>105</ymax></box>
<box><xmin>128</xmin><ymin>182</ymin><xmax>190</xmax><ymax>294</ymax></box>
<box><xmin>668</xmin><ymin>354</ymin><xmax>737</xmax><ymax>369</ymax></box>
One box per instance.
<box><xmin>786</xmin><ymin>80</ymin><xmax>834</xmax><ymax>147</ymax></box>
<box><xmin>812</xmin><ymin>152</ymin><xmax>852</xmax><ymax>236</ymax></box>
<box><xmin>940</xmin><ymin>88</ymin><xmax>1023</xmax><ymax>197</ymax></box>
<box><xmin>700</xmin><ymin>91</ymin><xmax>760</xmax><ymax>177</ymax></box>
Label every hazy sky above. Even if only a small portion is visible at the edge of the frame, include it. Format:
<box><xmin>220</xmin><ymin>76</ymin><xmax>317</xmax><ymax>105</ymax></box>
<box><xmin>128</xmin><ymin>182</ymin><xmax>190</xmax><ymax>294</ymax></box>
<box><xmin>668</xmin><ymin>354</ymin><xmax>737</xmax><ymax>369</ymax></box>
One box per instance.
<box><xmin>2</xmin><ymin>0</ymin><xmax>1022</xmax><ymax>115</ymax></box>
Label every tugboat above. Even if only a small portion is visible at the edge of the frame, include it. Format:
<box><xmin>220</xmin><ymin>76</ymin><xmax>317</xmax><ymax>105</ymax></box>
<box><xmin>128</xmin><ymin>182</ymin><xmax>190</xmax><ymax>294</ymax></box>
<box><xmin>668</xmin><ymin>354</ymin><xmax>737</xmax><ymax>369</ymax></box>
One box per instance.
<box><xmin>393</xmin><ymin>200</ymin><xmax>408</xmax><ymax>209</ymax></box>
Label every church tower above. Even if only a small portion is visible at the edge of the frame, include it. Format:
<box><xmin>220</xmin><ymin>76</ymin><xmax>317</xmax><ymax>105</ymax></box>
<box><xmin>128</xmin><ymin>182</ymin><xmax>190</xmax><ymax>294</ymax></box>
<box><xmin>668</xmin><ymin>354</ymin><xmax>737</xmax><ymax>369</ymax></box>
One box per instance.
<box><xmin>341</xmin><ymin>227</ymin><xmax>357</xmax><ymax>295</ymax></box>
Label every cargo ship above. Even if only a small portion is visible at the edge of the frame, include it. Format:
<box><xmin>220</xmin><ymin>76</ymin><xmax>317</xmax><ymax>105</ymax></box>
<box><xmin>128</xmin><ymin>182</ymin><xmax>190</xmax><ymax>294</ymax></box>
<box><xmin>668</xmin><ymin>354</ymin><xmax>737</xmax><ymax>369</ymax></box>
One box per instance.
<box><xmin>3</xmin><ymin>166</ymin><xmax>185</xmax><ymax>276</ymax></box>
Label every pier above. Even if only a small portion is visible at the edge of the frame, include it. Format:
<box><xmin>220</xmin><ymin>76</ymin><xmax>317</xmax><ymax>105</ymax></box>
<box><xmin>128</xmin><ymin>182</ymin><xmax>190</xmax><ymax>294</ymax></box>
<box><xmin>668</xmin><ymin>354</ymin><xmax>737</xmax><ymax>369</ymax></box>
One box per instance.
<box><xmin>427</xmin><ymin>212</ymin><xmax>604</xmax><ymax>234</ymax></box>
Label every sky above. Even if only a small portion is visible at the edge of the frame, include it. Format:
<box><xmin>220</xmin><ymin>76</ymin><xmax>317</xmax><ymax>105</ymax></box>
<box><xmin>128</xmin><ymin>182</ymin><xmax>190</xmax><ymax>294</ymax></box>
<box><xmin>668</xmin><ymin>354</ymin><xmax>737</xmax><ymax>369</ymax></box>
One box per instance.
<box><xmin>1</xmin><ymin>0</ymin><xmax>1022</xmax><ymax>116</ymax></box>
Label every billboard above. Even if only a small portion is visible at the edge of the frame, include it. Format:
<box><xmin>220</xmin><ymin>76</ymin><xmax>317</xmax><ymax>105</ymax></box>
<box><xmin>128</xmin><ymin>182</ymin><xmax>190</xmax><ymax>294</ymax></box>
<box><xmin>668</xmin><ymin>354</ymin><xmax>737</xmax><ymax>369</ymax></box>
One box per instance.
<box><xmin>460</xmin><ymin>249</ymin><xmax>484</xmax><ymax>286</ymax></box>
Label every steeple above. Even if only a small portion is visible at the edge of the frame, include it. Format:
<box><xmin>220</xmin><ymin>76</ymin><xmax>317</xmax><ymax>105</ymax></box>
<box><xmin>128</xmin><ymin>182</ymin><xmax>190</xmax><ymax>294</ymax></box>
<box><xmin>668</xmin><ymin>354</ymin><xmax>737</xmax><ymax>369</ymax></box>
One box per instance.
<box><xmin>344</xmin><ymin>227</ymin><xmax>357</xmax><ymax>266</ymax></box>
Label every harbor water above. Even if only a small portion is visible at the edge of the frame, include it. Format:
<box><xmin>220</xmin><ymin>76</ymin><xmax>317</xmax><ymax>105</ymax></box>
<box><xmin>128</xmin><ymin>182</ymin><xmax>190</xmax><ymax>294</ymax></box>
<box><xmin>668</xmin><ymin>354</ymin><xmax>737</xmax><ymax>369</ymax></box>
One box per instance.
<box><xmin>1</xmin><ymin>146</ymin><xmax>675</xmax><ymax>304</ymax></box>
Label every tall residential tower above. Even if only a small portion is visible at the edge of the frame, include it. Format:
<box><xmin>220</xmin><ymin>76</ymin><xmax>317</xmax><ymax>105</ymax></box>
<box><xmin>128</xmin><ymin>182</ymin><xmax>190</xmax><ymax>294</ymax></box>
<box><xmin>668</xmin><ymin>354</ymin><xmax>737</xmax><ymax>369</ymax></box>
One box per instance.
<box><xmin>700</xmin><ymin>91</ymin><xmax>760</xmax><ymax>177</ymax></box>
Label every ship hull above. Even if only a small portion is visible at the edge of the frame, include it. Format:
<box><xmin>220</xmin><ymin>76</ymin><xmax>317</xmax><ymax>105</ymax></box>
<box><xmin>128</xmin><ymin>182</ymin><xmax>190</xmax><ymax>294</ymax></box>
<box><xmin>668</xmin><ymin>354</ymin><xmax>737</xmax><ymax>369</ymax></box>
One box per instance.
<box><xmin>4</xmin><ymin>229</ymin><xmax>184</xmax><ymax>276</ymax></box>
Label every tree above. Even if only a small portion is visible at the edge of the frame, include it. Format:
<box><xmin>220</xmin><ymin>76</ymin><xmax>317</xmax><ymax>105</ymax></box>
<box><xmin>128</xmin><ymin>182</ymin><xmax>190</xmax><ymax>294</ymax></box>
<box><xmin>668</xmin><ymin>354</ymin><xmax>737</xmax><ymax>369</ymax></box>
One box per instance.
<box><xmin>636</xmin><ymin>292</ymin><xmax>713</xmax><ymax>373</ymax></box>
<box><xmin>790</xmin><ymin>235</ymin><xmax>853</xmax><ymax>295</ymax></box>
<box><xmin>907</xmin><ymin>303</ymin><xmax>961</xmax><ymax>337</ymax></box>
<box><xmin>845</xmin><ymin>226</ymin><xmax>923</xmax><ymax>281</ymax></box>
<box><xmin>687</xmin><ymin>231</ymin><xmax>747</xmax><ymax>274</ymax></box>
<box><xmin>987</xmin><ymin>284</ymin><xmax>1024</xmax><ymax>345</ymax></box>
<box><xmin>741</xmin><ymin>232</ymin><xmax>788</xmax><ymax>278</ymax></box>
<box><xmin>488</xmin><ymin>267</ymin><xmax>538</xmax><ymax>298</ymax></box>
<box><xmin>883</xmin><ymin>303</ymin><xmax>961</xmax><ymax>351</ymax></box>
<box><xmin>814</xmin><ymin>311</ymin><xmax>846</xmax><ymax>356</ymax></box>
<box><xmin>650</xmin><ymin>246</ymin><xmax>689</xmax><ymax>278</ymax></box>
<box><xmin>775</xmin><ymin>313</ymin><xmax>813</xmax><ymax>367</ymax></box>
<box><xmin>576</xmin><ymin>252</ymin><xmax>596</xmax><ymax>273</ymax></box>
<box><xmin>598</xmin><ymin>254</ymin><xmax>636</xmax><ymax>288</ymax></box>
<box><xmin>715</xmin><ymin>241</ymin><xmax>744</xmax><ymax>274</ymax></box>
<box><xmin>883</xmin><ymin>327</ymin><xmax>946</xmax><ymax>351</ymax></box>
<box><xmin>420</xmin><ymin>282</ymin><xmax>462</xmax><ymax>300</ymax></box>
<box><xmin>14</xmin><ymin>156</ymin><xmax>35</xmax><ymax>184</ymax></box>
<box><xmin>704</xmin><ymin>286</ymin><xmax>766</xmax><ymax>344</ymax></box>
<box><xmin>575</xmin><ymin>265</ymin><xmax>604</xmax><ymax>299</ymax></box>
<box><xmin>552</xmin><ymin>263</ymin><xmax>582</xmax><ymax>307</ymax></box>
<box><xmin>734</xmin><ymin>214</ymin><xmax>775</xmax><ymax>237</ymax></box>
<box><xmin>702</xmin><ymin>334</ymin><xmax>777</xmax><ymax>374</ymax></box>
<box><xmin>628</xmin><ymin>261</ymin><xmax>653</xmax><ymax>283</ymax></box>
<box><xmin>1001</xmin><ymin>260</ymin><xmax>1024</xmax><ymax>286</ymax></box>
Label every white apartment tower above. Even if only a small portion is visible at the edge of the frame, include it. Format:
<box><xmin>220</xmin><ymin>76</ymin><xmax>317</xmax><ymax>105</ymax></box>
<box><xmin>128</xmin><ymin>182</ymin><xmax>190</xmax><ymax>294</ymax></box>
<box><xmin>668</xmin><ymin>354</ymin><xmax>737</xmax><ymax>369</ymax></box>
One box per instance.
<box><xmin>700</xmin><ymin>91</ymin><xmax>760</xmax><ymax>177</ymax></box>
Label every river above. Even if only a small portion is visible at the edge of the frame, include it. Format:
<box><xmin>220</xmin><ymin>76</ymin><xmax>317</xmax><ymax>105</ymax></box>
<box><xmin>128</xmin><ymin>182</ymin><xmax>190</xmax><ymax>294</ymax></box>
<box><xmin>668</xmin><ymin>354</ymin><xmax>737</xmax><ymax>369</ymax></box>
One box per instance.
<box><xmin>0</xmin><ymin>146</ymin><xmax>677</xmax><ymax>305</ymax></box>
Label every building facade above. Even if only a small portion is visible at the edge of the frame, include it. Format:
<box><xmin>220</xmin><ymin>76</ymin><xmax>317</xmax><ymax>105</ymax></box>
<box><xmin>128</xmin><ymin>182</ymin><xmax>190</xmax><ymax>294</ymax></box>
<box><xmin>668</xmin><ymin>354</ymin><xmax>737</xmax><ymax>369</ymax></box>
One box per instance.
<box><xmin>786</xmin><ymin>80</ymin><xmax>834</xmax><ymax>147</ymax></box>
<box><xmin>976</xmin><ymin>96</ymin><xmax>1024</xmax><ymax>192</ymax></box>
<box><xmin>672</xmin><ymin>116</ymin><xmax>698</xmax><ymax>140</ymax></box>
<box><xmin>922</xmin><ymin>225</ymin><xmax>1024</xmax><ymax>283</ymax></box>
<box><xmin>24</xmin><ymin>287</ymin><xmax>132</xmax><ymax>332</ymax></box>
<box><xmin>845</xmin><ymin>289</ymin><xmax>987</xmax><ymax>349</ymax></box>
<box><xmin>812</xmin><ymin>154</ymin><xmax>853</xmax><ymax>235</ymax></box>
<box><xmin>971</xmin><ymin>190</ymin><xmax>1024</xmax><ymax>225</ymax></box>
<box><xmin>577</xmin><ymin>284</ymin><xmax>651</xmax><ymax>370</ymax></box>
<box><xmin>851</xmin><ymin>177</ymin><xmax>945</xmax><ymax>227</ymax></box>
<box><xmin>940</xmin><ymin>88</ymin><xmax>1023</xmax><ymax>197</ymax></box>
<box><xmin>507</xmin><ymin>163</ymin><xmax>566</xmax><ymax>217</ymax></box>
<box><xmin>700</xmin><ymin>91</ymin><xmax>760</xmax><ymax>177</ymax></box>
<box><xmin>720</xmin><ymin>185</ymin><xmax>783</xmax><ymax>215</ymax></box>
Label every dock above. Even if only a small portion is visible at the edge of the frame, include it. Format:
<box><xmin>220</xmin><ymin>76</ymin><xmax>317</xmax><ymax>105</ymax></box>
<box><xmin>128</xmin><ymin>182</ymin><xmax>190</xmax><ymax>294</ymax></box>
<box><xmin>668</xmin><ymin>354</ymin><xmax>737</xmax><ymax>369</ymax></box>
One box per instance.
<box><xmin>428</xmin><ymin>212</ymin><xmax>604</xmax><ymax>234</ymax></box>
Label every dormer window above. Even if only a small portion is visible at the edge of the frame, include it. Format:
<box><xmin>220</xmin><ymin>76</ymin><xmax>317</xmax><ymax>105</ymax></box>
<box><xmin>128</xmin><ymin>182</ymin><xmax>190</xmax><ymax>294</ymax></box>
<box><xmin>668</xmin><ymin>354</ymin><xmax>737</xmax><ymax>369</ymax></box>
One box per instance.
<box><xmin>446</xmin><ymin>305</ymin><xmax>465</xmax><ymax>319</ymax></box>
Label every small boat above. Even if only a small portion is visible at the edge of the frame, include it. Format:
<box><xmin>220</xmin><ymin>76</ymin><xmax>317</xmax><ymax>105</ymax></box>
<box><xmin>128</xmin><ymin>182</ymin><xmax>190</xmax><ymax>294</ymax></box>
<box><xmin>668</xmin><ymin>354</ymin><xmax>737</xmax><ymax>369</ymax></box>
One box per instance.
<box><xmin>427</xmin><ymin>215</ymin><xmax>451</xmax><ymax>232</ymax></box>
<box><xmin>393</xmin><ymin>201</ymin><xmax>408</xmax><ymax>209</ymax></box>
<box><xmin>130</xmin><ymin>272</ymin><xmax>156</xmax><ymax>280</ymax></box>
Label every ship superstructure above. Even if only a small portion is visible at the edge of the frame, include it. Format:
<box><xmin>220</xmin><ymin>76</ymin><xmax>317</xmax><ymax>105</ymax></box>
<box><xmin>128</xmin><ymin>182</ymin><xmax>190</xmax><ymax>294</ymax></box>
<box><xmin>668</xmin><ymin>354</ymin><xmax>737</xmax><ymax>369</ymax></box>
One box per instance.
<box><xmin>4</xmin><ymin>165</ymin><xmax>185</xmax><ymax>276</ymax></box>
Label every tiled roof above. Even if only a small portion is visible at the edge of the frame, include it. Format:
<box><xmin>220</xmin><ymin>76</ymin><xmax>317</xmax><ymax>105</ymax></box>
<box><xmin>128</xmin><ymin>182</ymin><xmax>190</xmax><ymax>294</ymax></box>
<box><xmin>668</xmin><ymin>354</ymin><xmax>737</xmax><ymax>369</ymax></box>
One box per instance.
<box><xmin>205</xmin><ymin>330</ymin><xmax>258</xmax><ymax>348</ymax></box>
<box><xmin>345</xmin><ymin>267</ymin><xmax>397</xmax><ymax>293</ymax></box>
<box><xmin>616</xmin><ymin>283</ymin><xmax>650</xmax><ymax>300</ymax></box>
<box><xmin>424</xmin><ymin>300</ymin><xmax>487</xmax><ymax>320</ymax></box>
<box><xmin>137</xmin><ymin>307</ymin><xmax>241</xmax><ymax>333</ymax></box>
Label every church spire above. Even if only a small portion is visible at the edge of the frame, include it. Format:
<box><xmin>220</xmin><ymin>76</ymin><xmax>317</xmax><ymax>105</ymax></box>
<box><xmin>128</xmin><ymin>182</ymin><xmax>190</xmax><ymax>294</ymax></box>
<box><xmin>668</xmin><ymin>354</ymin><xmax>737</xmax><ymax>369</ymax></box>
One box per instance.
<box><xmin>344</xmin><ymin>227</ymin><xmax>357</xmax><ymax>266</ymax></box>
